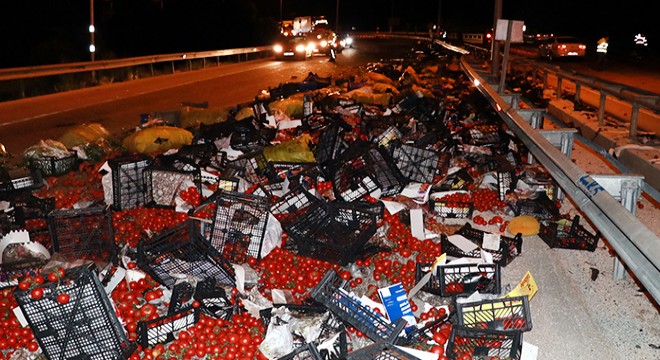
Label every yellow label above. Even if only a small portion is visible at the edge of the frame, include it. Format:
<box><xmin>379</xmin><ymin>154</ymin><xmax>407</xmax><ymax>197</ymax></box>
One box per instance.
<box><xmin>504</xmin><ymin>271</ymin><xmax>538</xmax><ymax>301</ymax></box>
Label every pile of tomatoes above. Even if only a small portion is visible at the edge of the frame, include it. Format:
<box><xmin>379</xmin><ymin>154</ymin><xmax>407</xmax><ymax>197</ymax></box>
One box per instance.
<box><xmin>112</xmin><ymin>208</ymin><xmax>188</xmax><ymax>248</ymax></box>
<box><xmin>34</xmin><ymin>162</ymin><xmax>105</xmax><ymax>209</ymax></box>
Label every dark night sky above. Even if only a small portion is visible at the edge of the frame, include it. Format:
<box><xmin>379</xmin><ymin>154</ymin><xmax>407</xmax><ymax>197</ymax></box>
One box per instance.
<box><xmin>0</xmin><ymin>0</ymin><xmax>657</xmax><ymax>68</ymax></box>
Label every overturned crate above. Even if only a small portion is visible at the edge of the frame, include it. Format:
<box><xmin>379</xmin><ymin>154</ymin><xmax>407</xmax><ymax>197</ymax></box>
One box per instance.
<box><xmin>137</xmin><ymin>282</ymin><xmax>200</xmax><ymax>348</ymax></box>
<box><xmin>285</xmin><ymin>202</ymin><xmax>377</xmax><ymax>265</ymax></box>
<box><xmin>108</xmin><ymin>155</ymin><xmax>154</xmax><ymax>210</ymax></box>
<box><xmin>391</xmin><ymin>143</ymin><xmax>440</xmax><ymax>184</ymax></box>
<box><xmin>47</xmin><ymin>206</ymin><xmax>116</xmax><ymax>263</ymax></box>
<box><xmin>13</xmin><ymin>265</ymin><xmax>135</xmax><ymax>360</ymax></box>
<box><xmin>193</xmin><ymin>278</ymin><xmax>234</xmax><ymax>320</ymax></box>
<box><xmin>310</xmin><ymin>270</ymin><xmax>406</xmax><ymax>342</ymax></box>
<box><xmin>209</xmin><ymin>191</ymin><xmax>269</xmax><ymax>263</ymax></box>
<box><xmin>27</xmin><ymin>151</ymin><xmax>78</xmax><ymax>177</ymax></box>
<box><xmin>137</xmin><ymin>221</ymin><xmax>235</xmax><ymax>289</ymax></box>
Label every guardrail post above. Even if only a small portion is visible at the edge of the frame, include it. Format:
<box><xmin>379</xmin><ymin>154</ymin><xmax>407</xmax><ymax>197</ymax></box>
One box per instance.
<box><xmin>589</xmin><ymin>175</ymin><xmax>644</xmax><ymax>280</ymax></box>
<box><xmin>556</xmin><ymin>75</ymin><xmax>563</xmax><ymax>98</ymax></box>
<box><xmin>171</xmin><ymin>61</ymin><xmax>175</xmax><ymax>74</ymax></box>
<box><xmin>188</xmin><ymin>59</ymin><xmax>192</xmax><ymax>71</ymax></box>
<box><xmin>19</xmin><ymin>79</ymin><xmax>26</xmax><ymax>98</ymax></box>
<box><xmin>217</xmin><ymin>56</ymin><xmax>220</xmax><ymax>65</ymax></box>
<box><xmin>597</xmin><ymin>92</ymin><xmax>607</xmax><ymax>126</ymax></box>
<box><xmin>202</xmin><ymin>58</ymin><xmax>206</xmax><ymax>68</ymax></box>
<box><xmin>574</xmin><ymin>82</ymin><xmax>581</xmax><ymax>103</ymax></box>
<box><xmin>542</xmin><ymin>71</ymin><xmax>548</xmax><ymax>90</ymax></box>
<box><xmin>150</xmin><ymin>64</ymin><xmax>154</xmax><ymax>77</ymax></box>
<box><xmin>629</xmin><ymin>103</ymin><xmax>640</xmax><ymax>140</ymax></box>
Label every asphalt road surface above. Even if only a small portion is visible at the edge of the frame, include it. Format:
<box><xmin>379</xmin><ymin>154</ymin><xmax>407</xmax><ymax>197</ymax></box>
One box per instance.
<box><xmin>0</xmin><ymin>39</ymin><xmax>416</xmax><ymax>155</ymax></box>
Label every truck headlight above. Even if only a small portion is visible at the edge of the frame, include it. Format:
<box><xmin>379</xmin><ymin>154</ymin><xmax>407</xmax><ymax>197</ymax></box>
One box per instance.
<box><xmin>273</xmin><ymin>45</ymin><xmax>283</xmax><ymax>53</ymax></box>
<box><xmin>295</xmin><ymin>44</ymin><xmax>306</xmax><ymax>52</ymax></box>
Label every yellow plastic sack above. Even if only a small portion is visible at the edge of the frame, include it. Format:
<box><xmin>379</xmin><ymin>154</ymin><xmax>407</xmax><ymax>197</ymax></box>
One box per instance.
<box><xmin>180</xmin><ymin>108</ymin><xmax>230</xmax><ymax>128</ymax></box>
<box><xmin>269</xmin><ymin>98</ymin><xmax>304</xmax><ymax>118</ymax></box>
<box><xmin>367</xmin><ymin>72</ymin><xmax>395</xmax><ymax>86</ymax></box>
<box><xmin>58</xmin><ymin>123</ymin><xmax>110</xmax><ymax>148</ymax></box>
<box><xmin>507</xmin><ymin>215</ymin><xmax>541</xmax><ymax>236</ymax></box>
<box><xmin>123</xmin><ymin>126</ymin><xmax>193</xmax><ymax>154</ymax></box>
<box><xmin>263</xmin><ymin>134</ymin><xmax>316</xmax><ymax>163</ymax></box>
<box><xmin>235</xmin><ymin>107</ymin><xmax>255</xmax><ymax>121</ymax></box>
<box><xmin>346</xmin><ymin>88</ymin><xmax>392</xmax><ymax>106</ymax></box>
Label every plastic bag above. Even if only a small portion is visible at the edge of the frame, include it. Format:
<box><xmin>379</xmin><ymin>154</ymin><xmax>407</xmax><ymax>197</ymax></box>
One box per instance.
<box><xmin>263</xmin><ymin>135</ymin><xmax>315</xmax><ymax>163</ymax></box>
<box><xmin>367</xmin><ymin>71</ymin><xmax>396</xmax><ymax>86</ymax></box>
<box><xmin>58</xmin><ymin>123</ymin><xmax>109</xmax><ymax>148</ymax></box>
<box><xmin>122</xmin><ymin>126</ymin><xmax>193</xmax><ymax>154</ymax></box>
<box><xmin>23</xmin><ymin>139</ymin><xmax>70</xmax><ymax>160</ymax></box>
<box><xmin>269</xmin><ymin>98</ymin><xmax>304</xmax><ymax>118</ymax></box>
<box><xmin>180</xmin><ymin>107</ymin><xmax>230</xmax><ymax>128</ymax></box>
<box><xmin>258</xmin><ymin>317</ymin><xmax>295</xmax><ymax>359</ymax></box>
<box><xmin>346</xmin><ymin>87</ymin><xmax>392</xmax><ymax>106</ymax></box>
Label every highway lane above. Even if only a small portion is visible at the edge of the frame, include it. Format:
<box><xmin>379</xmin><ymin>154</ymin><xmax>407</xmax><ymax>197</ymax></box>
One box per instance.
<box><xmin>0</xmin><ymin>39</ymin><xmax>415</xmax><ymax>154</ymax></box>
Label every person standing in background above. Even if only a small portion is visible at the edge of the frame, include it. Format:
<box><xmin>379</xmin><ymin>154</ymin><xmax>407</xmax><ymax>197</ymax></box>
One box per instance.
<box><xmin>596</xmin><ymin>36</ymin><xmax>609</xmax><ymax>70</ymax></box>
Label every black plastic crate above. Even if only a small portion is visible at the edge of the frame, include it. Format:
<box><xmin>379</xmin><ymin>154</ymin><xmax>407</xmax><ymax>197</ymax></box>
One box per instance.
<box><xmin>328</xmin><ymin>154</ymin><xmax>378</xmax><ymax>202</ymax></box>
<box><xmin>13</xmin><ymin>265</ymin><xmax>135</xmax><ymax>360</ymax></box>
<box><xmin>137</xmin><ymin>281</ymin><xmax>200</xmax><ymax>347</ymax></box>
<box><xmin>442</xmin><ymin>224</ymin><xmax>523</xmax><ymax>267</ymax></box>
<box><xmin>0</xmin><ymin>258</ymin><xmax>46</xmax><ymax>289</ymax></box>
<box><xmin>439</xmin><ymin>169</ymin><xmax>473</xmax><ymax>191</ymax></box>
<box><xmin>438</xmin><ymin>263</ymin><xmax>501</xmax><ymax>297</ymax></box>
<box><xmin>510</xmin><ymin>192</ymin><xmax>560</xmax><ymax>222</ymax></box>
<box><xmin>430</xmin><ymin>199</ymin><xmax>473</xmax><ymax>219</ymax></box>
<box><xmin>310</xmin><ymin>270</ymin><xmax>402</xmax><ymax>342</ymax></box>
<box><xmin>193</xmin><ymin>278</ymin><xmax>233</xmax><ymax>319</ymax></box>
<box><xmin>137</xmin><ymin>221</ymin><xmax>235</xmax><ymax>289</ymax></box>
<box><xmin>285</xmin><ymin>202</ymin><xmax>377</xmax><ymax>265</ymax></box>
<box><xmin>539</xmin><ymin>215</ymin><xmax>600</xmax><ymax>251</ymax></box>
<box><xmin>0</xmin><ymin>167</ymin><xmax>43</xmax><ymax>195</ymax></box>
<box><xmin>346</xmin><ymin>342</ymin><xmax>421</xmax><ymax>360</ymax></box>
<box><xmin>209</xmin><ymin>191</ymin><xmax>269</xmax><ymax>263</ymax></box>
<box><xmin>497</xmin><ymin>171</ymin><xmax>515</xmax><ymax>201</ymax></box>
<box><xmin>137</xmin><ymin>305</ymin><xmax>200</xmax><ymax>348</ymax></box>
<box><xmin>414</xmin><ymin>262</ymin><xmax>444</xmax><ymax>296</ymax></box>
<box><xmin>391</xmin><ymin>143</ymin><xmax>440</xmax><ymax>184</ymax></box>
<box><xmin>447</xmin><ymin>326</ymin><xmax>522</xmax><ymax>360</ymax></box>
<box><xmin>1</xmin><ymin>194</ymin><xmax>54</xmax><ymax>230</ymax></box>
<box><xmin>314</xmin><ymin>124</ymin><xmax>349</xmax><ymax>166</ymax></box>
<box><xmin>225</xmin><ymin>151</ymin><xmax>277</xmax><ymax>185</ymax></box>
<box><xmin>373</xmin><ymin>126</ymin><xmax>403</xmax><ymax>149</ymax></box>
<box><xmin>456</xmin><ymin>296</ymin><xmax>532</xmax><ymax>333</ymax></box>
<box><xmin>365</xmin><ymin>147</ymin><xmax>408</xmax><ymax>197</ymax></box>
<box><xmin>176</xmin><ymin>142</ymin><xmax>225</xmax><ymax>170</ymax></box>
<box><xmin>28</xmin><ymin>152</ymin><xmax>78</xmax><ymax>177</ymax></box>
<box><xmin>465</xmin><ymin>124</ymin><xmax>503</xmax><ymax>146</ymax></box>
<box><xmin>47</xmin><ymin>207</ymin><xmax>116</xmax><ymax>263</ymax></box>
<box><xmin>279</xmin><ymin>342</ymin><xmax>322</xmax><ymax>360</ymax></box>
<box><xmin>302</xmin><ymin>113</ymin><xmax>339</xmax><ymax>132</ymax></box>
<box><xmin>108</xmin><ymin>156</ymin><xmax>154</xmax><ymax>210</ymax></box>
<box><xmin>270</xmin><ymin>186</ymin><xmax>323</xmax><ymax>228</ymax></box>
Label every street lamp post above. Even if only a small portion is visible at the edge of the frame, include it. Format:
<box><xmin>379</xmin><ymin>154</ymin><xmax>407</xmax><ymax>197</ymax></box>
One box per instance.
<box><xmin>336</xmin><ymin>0</ymin><xmax>339</xmax><ymax>33</ymax></box>
<box><xmin>89</xmin><ymin>0</ymin><xmax>96</xmax><ymax>82</ymax></box>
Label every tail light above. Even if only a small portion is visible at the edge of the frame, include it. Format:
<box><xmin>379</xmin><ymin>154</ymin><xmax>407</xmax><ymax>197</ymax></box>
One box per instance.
<box><xmin>486</xmin><ymin>33</ymin><xmax>492</xmax><ymax>39</ymax></box>
<box><xmin>579</xmin><ymin>45</ymin><xmax>586</xmax><ymax>49</ymax></box>
<box><xmin>559</xmin><ymin>45</ymin><xmax>567</xmax><ymax>50</ymax></box>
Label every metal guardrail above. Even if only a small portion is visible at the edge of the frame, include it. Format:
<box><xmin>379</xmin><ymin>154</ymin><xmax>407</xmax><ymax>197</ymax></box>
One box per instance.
<box><xmin>515</xmin><ymin>59</ymin><xmax>660</xmax><ymax>139</ymax></box>
<box><xmin>461</xmin><ymin>57</ymin><xmax>660</xmax><ymax>305</ymax></box>
<box><xmin>0</xmin><ymin>46</ymin><xmax>271</xmax><ymax>99</ymax></box>
<box><xmin>0</xmin><ymin>46</ymin><xmax>271</xmax><ymax>82</ymax></box>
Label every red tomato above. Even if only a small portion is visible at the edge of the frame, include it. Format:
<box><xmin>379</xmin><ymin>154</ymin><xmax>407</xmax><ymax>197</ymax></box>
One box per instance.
<box><xmin>30</xmin><ymin>288</ymin><xmax>44</xmax><ymax>300</ymax></box>
<box><xmin>56</xmin><ymin>293</ymin><xmax>70</xmax><ymax>304</ymax></box>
